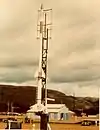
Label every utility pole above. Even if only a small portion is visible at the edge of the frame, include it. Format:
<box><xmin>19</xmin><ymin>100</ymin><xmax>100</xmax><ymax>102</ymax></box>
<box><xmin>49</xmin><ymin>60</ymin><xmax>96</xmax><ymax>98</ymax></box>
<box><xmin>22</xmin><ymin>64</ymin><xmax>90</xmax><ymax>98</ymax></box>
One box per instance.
<box><xmin>7</xmin><ymin>101</ymin><xmax>10</xmax><ymax>114</ymax></box>
<box><xmin>11</xmin><ymin>102</ymin><xmax>19</xmax><ymax>113</ymax></box>
<box><xmin>11</xmin><ymin>102</ymin><xmax>14</xmax><ymax>113</ymax></box>
<box><xmin>73</xmin><ymin>93</ymin><xmax>75</xmax><ymax>111</ymax></box>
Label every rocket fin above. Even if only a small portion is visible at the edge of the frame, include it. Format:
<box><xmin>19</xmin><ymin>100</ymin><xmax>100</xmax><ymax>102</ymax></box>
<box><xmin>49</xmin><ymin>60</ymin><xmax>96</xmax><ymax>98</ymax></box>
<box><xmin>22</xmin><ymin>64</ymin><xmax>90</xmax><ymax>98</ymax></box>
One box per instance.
<box><xmin>34</xmin><ymin>68</ymin><xmax>45</xmax><ymax>79</ymax></box>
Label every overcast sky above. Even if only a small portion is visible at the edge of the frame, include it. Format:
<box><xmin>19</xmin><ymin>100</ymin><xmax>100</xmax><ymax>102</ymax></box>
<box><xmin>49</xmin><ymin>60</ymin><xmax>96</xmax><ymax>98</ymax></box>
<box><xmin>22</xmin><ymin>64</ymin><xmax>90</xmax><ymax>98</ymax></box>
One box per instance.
<box><xmin>0</xmin><ymin>0</ymin><xmax>99</xmax><ymax>97</ymax></box>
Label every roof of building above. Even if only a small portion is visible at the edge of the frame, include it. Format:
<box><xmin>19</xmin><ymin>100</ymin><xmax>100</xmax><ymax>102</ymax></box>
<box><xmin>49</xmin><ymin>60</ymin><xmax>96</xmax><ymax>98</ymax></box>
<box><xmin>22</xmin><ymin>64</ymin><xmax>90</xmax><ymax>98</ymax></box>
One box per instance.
<box><xmin>30</xmin><ymin>104</ymin><xmax>66</xmax><ymax>109</ymax></box>
<box><xmin>28</xmin><ymin>104</ymin><xmax>68</xmax><ymax>113</ymax></box>
<box><xmin>68</xmin><ymin>110</ymin><xmax>75</xmax><ymax>114</ymax></box>
<box><xmin>47</xmin><ymin>104</ymin><xmax>68</xmax><ymax>113</ymax></box>
<box><xmin>46</xmin><ymin>104</ymin><xmax>66</xmax><ymax>109</ymax></box>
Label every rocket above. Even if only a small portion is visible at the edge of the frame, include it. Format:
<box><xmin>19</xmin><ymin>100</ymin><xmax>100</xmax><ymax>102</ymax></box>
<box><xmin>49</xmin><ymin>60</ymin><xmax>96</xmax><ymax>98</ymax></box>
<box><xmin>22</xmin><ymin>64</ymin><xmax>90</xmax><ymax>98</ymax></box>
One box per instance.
<box><xmin>35</xmin><ymin>4</ymin><xmax>45</xmax><ymax>105</ymax></box>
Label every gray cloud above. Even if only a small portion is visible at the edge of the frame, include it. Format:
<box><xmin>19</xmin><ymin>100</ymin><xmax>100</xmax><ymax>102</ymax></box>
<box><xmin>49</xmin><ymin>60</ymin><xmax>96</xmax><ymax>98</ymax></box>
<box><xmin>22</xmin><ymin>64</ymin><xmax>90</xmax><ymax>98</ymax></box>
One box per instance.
<box><xmin>50</xmin><ymin>67</ymin><xmax>100</xmax><ymax>83</ymax></box>
<box><xmin>0</xmin><ymin>56</ymin><xmax>38</xmax><ymax>68</ymax></box>
<box><xmin>0</xmin><ymin>66</ymin><xmax>36</xmax><ymax>83</ymax></box>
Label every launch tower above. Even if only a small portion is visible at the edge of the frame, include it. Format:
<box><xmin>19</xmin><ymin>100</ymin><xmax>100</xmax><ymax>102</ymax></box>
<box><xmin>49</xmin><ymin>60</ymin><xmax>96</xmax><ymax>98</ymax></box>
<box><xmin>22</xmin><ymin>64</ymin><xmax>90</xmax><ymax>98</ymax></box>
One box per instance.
<box><xmin>28</xmin><ymin>4</ymin><xmax>52</xmax><ymax>130</ymax></box>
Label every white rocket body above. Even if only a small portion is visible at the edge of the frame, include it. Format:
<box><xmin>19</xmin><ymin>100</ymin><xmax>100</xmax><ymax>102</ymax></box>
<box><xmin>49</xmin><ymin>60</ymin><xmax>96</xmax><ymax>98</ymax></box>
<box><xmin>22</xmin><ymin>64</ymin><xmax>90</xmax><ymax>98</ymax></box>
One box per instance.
<box><xmin>35</xmin><ymin>5</ymin><xmax>45</xmax><ymax>105</ymax></box>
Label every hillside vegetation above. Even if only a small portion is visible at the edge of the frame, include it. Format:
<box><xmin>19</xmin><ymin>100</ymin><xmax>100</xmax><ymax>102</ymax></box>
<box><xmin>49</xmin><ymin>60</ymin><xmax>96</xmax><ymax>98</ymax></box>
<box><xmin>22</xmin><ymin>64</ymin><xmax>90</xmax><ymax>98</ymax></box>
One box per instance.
<box><xmin>0</xmin><ymin>85</ymin><xmax>99</xmax><ymax>115</ymax></box>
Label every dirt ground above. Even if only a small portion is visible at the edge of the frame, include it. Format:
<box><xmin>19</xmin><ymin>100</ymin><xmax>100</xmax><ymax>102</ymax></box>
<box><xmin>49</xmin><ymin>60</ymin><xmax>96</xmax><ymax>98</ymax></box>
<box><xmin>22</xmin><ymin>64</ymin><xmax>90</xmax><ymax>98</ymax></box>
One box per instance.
<box><xmin>0</xmin><ymin>122</ymin><xmax>99</xmax><ymax>130</ymax></box>
<box><xmin>50</xmin><ymin>124</ymin><xmax>99</xmax><ymax>130</ymax></box>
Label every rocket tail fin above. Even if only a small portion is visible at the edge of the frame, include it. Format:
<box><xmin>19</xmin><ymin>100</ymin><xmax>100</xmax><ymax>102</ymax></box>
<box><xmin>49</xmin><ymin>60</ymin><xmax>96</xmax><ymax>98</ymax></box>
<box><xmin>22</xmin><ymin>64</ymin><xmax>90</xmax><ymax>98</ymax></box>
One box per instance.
<box><xmin>34</xmin><ymin>68</ymin><xmax>45</xmax><ymax>79</ymax></box>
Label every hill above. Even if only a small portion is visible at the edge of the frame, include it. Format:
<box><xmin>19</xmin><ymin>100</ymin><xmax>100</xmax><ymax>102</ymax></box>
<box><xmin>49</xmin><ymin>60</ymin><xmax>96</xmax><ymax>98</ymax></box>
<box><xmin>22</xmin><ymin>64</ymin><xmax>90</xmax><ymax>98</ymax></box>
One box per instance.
<box><xmin>0</xmin><ymin>84</ymin><xmax>99</xmax><ymax>115</ymax></box>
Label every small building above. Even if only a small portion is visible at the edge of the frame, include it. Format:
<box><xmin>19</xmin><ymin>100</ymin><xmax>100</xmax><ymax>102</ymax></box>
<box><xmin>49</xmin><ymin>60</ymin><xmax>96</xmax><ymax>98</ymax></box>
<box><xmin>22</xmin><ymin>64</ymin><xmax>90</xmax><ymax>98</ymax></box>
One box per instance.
<box><xmin>47</xmin><ymin>104</ymin><xmax>69</xmax><ymax>120</ymax></box>
<box><xmin>27</xmin><ymin>104</ymin><xmax>72</xmax><ymax>121</ymax></box>
<box><xmin>68</xmin><ymin>110</ymin><xmax>75</xmax><ymax>117</ymax></box>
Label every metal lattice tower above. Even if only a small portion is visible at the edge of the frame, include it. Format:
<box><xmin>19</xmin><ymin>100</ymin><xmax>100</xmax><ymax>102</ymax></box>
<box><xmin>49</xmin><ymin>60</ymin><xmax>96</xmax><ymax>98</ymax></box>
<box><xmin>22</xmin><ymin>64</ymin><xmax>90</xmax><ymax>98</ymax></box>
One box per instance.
<box><xmin>37</xmin><ymin>5</ymin><xmax>52</xmax><ymax>106</ymax></box>
<box><xmin>28</xmin><ymin>5</ymin><xmax>52</xmax><ymax>130</ymax></box>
